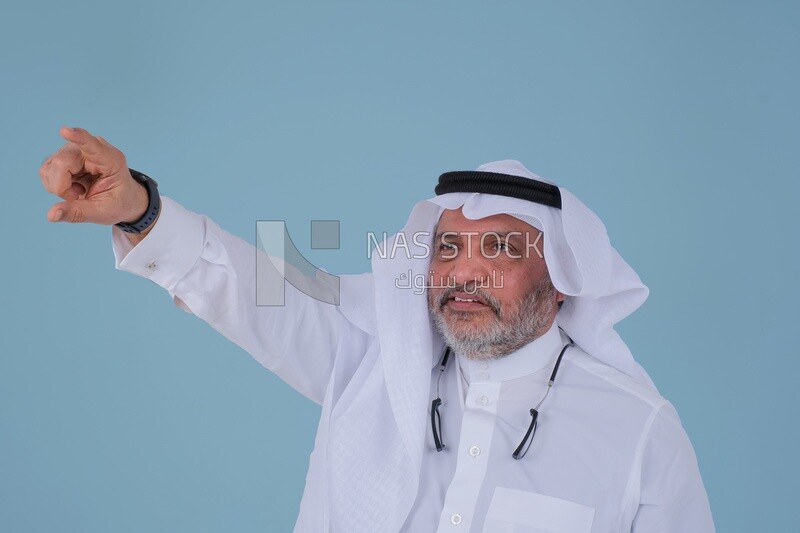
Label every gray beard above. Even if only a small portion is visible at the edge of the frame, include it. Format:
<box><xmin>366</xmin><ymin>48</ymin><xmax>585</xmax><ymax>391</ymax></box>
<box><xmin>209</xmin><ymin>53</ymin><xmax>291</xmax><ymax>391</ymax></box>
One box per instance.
<box><xmin>428</xmin><ymin>276</ymin><xmax>557</xmax><ymax>361</ymax></box>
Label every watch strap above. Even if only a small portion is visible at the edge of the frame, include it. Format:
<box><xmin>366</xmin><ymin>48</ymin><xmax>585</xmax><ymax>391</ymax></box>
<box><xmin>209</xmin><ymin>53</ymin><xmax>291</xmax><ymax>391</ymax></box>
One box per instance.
<box><xmin>115</xmin><ymin>169</ymin><xmax>161</xmax><ymax>234</ymax></box>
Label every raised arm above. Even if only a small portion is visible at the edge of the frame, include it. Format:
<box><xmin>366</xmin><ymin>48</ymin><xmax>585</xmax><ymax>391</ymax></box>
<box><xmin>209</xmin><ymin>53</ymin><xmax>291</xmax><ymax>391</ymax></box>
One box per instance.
<box><xmin>40</xmin><ymin>127</ymin><xmax>353</xmax><ymax>403</ymax></box>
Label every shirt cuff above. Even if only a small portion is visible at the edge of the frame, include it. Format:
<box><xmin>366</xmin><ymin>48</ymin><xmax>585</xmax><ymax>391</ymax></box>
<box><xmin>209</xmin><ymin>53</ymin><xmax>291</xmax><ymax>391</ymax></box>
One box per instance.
<box><xmin>111</xmin><ymin>195</ymin><xmax>206</xmax><ymax>293</ymax></box>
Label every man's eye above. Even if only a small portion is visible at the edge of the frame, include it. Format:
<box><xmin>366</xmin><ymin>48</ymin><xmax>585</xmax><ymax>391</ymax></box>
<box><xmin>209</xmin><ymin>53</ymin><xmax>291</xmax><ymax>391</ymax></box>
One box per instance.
<box><xmin>438</xmin><ymin>242</ymin><xmax>459</xmax><ymax>258</ymax></box>
<box><xmin>487</xmin><ymin>240</ymin><xmax>510</xmax><ymax>252</ymax></box>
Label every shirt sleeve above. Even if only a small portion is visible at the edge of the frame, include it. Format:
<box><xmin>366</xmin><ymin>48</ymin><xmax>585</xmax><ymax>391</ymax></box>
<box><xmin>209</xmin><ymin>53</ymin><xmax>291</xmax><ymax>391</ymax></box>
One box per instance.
<box><xmin>111</xmin><ymin>196</ymin><xmax>346</xmax><ymax>404</ymax></box>
<box><xmin>631</xmin><ymin>402</ymin><xmax>716</xmax><ymax>532</ymax></box>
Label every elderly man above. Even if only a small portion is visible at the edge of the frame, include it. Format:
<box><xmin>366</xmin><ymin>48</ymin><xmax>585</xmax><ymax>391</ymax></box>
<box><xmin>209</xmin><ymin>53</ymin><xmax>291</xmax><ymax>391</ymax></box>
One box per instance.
<box><xmin>40</xmin><ymin>127</ymin><xmax>715</xmax><ymax>532</ymax></box>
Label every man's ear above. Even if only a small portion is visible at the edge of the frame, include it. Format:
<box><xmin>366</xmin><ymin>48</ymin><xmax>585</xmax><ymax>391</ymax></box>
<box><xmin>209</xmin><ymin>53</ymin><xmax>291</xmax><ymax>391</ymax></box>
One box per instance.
<box><xmin>556</xmin><ymin>291</ymin><xmax>566</xmax><ymax>308</ymax></box>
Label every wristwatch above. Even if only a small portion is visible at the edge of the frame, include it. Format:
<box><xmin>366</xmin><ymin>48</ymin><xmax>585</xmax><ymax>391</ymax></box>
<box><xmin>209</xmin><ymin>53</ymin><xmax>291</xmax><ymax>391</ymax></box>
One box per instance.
<box><xmin>115</xmin><ymin>169</ymin><xmax>161</xmax><ymax>234</ymax></box>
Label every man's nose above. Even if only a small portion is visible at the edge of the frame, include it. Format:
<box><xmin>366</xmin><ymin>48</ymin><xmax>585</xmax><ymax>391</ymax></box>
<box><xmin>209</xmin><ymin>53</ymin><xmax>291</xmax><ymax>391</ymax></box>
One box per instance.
<box><xmin>446</xmin><ymin>246</ymin><xmax>491</xmax><ymax>286</ymax></box>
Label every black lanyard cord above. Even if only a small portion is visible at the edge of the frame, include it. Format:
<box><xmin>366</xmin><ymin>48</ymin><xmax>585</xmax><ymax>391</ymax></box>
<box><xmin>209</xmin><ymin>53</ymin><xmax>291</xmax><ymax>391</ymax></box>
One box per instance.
<box><xmin>512</xmin><ymin>341</ymin><xmax>573</xmax><ymax>460</ymax></box>
<box><xmin>430</xmin><ymin>341</ymin><xmax>574</xmax><ymax>459</ymax></box>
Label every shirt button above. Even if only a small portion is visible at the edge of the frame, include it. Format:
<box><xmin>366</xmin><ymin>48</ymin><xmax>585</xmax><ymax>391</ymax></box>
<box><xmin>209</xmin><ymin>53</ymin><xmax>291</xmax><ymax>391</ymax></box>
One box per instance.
<box><xmin>145</xmin><ymin>260</ymin><xmax>158</xmax><ymax>271</ymax></box>
<box><xmin>450</xmin><ymin>513</ymin><xmax>462</xmax><ymax>525</ymax></box>
<box><xmin>476</xmin><ymin>395</ymin><xmax>489</xmax><ymax>406</ymax></box>
<box><xmin>477</xmin><ymin>371</ymin><xmax>490</xmax><ymax>381</ymax></box>
<box><xmin>469</xmin><ymin>446</ymin><xmax>481</xmax><ymax>457</ymax></box>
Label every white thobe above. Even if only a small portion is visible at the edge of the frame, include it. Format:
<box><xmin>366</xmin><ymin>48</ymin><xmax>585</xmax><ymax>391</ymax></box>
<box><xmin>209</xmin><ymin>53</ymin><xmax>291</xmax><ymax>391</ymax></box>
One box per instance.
<box><xmin>112</xmin><ymin>197</ymin><xmax>714</xmax><ymax>532</ymax></box>
<box><xmin>403</xmin><ymin>322</ymin><xmax>714</xmax><ymax>532</ymax></box>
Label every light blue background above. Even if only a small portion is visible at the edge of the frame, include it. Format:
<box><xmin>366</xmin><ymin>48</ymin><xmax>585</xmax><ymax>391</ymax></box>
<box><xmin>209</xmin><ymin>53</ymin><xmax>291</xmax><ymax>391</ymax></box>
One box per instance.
<box><xmin>2</xmin><ymin>1</ymin><xmax>798</xmax><ymax>531</ymax></box>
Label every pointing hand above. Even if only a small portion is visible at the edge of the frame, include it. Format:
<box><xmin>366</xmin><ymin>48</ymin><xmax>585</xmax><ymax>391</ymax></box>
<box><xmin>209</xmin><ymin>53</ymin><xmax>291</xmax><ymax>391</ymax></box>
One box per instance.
<box><xmin>40</xmin><ymin>127</ymin><xmax>149</xmax><ymax>227</ymax></box>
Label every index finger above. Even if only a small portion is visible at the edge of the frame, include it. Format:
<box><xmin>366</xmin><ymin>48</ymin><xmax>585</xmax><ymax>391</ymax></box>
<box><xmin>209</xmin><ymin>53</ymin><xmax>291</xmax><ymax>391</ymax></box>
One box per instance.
<box><xmin>59</xmin><ymin>126</ymin><xmax>105</xmax><ymax>159</ymax></box>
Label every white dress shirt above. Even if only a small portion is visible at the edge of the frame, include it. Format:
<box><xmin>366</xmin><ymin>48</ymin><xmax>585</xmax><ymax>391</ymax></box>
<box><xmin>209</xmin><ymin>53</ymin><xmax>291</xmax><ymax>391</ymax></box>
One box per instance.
<box><xmin>112</xmin><ymin>197</ymin><xmax>714</xmax><ymax>532</ymax></box>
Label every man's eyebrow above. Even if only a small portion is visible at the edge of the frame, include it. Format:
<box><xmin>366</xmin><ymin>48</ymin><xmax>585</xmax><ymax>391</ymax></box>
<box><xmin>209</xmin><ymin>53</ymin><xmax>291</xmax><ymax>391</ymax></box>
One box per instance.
<box><xmin>492</xmin><ymin>231</ymin><xmax>528</xmax><ymax>239</ymax></box>
<box><xmin>434</xmin><ymin>230</ymin><xmax>535</xmax><ymax>240</ymax></box>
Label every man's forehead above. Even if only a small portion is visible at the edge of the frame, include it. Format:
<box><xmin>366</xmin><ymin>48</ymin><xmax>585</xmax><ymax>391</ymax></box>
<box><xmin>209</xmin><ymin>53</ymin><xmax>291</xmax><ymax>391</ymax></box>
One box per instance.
<box><xmin>435</xmin><ymin>207</ymin><xmax>542</xmax><ymax>236</ymax></box>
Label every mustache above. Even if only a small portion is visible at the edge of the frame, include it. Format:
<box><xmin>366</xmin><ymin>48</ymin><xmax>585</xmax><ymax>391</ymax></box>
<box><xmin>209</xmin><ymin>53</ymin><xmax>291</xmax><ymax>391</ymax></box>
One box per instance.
<box><xmin>433</xmin><ymin>282</ymin><xmax>502</xmax><ymax>315</ymax></box>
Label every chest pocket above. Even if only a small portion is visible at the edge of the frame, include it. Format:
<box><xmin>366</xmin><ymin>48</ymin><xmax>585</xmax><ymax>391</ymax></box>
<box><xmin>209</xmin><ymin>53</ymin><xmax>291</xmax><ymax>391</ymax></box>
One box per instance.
<box><xmin>483</xmin><ymin>487</ymin><xmax>595</xmax><ymax>533</ymax></box>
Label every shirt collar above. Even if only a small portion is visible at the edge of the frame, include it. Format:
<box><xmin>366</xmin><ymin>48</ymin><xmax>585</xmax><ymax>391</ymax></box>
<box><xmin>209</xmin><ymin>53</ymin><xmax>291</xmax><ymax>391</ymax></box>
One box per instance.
<box><xmin>456</xmin><ymin>321</ymin><xmax>564</xmax><ymax>384</ymax></box>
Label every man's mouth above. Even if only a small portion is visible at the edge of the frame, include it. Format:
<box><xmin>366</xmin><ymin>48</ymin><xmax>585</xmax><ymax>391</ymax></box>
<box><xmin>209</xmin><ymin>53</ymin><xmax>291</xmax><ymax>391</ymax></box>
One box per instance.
<box><xmin>446</xmin><ymin>293</ymin><xmax>490</xmax><ymax>311</ymax></box>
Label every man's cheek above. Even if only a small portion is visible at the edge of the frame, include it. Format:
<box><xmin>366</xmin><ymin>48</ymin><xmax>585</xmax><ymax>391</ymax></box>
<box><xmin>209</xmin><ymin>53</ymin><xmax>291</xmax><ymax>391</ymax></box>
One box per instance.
<box><xmin>427</xmin><ymin>289</ymin><xmax>444</xmax><ymax>309</ymax></box>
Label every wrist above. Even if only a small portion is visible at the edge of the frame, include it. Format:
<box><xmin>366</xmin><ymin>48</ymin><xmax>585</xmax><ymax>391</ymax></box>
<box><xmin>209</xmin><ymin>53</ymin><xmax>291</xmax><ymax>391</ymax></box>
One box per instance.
<box><xmin>120</xmin><ymin>178</ymin><xmax>150</xmax><ymax>224</ymax></box>
<box><xmin>115</xmin><ymin>169</ymin><xmax>160</xmax><ymax>234</ymax></box>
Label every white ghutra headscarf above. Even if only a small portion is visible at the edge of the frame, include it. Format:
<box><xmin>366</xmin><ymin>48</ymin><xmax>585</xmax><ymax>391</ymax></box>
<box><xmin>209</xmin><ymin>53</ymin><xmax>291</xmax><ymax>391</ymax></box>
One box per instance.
<box><xmin>428</xmin><ymin>159</ymin><xmax>654</xmax><ymax>388</ymax></box>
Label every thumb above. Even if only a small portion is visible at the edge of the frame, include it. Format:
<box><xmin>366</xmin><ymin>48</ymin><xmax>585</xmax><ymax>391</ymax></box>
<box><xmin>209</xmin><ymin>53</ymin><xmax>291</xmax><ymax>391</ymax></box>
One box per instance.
<box><xmin>48</xmin><ymin>198</ymin><xmax>100</xmax><ymax>224</ymax></box>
